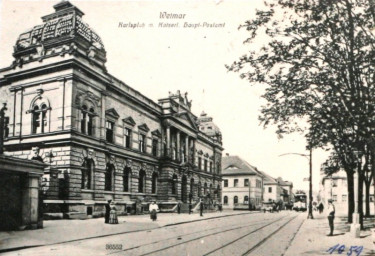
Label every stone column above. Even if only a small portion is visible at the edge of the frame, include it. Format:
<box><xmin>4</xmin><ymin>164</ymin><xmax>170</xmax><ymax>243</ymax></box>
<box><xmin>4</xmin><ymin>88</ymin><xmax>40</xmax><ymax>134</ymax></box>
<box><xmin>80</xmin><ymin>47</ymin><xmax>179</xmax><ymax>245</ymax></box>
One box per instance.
<box><xmin>185</xmin><ymin>136</ymin><xmax>189</xmax><ymax>164</ymax></box>
<box><xmin>166</xmin><ymin>126</ymin><xmax>171</xmax><ymax>158</ymax></box>
<box><xmin>176</xmin><ymin>131</ymin><xmax>180</xmax><ymax>162</ymax></box>
<box><xmin>22</xmin><ymin>174</ymin><xmax>40</xmax><ymax>229</ymax></box>
<box><xmin>100</xmin><ymin>92</ymin><xmax>107</xmax><ymax>140</ymax></box>
<box><xmin>192</xmin><ymin>139</ymin><xmax>196</xmax><ymax>165</ymax></box>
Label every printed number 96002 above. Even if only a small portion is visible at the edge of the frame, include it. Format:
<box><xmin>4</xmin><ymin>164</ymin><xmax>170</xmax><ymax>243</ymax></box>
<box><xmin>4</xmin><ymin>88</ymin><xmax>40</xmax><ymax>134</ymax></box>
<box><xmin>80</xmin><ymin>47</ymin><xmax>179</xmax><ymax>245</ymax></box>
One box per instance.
<box><xmin>106</xmin><ymin>244</ymin><xmax>122</xmax><ymax>250</ymax></box>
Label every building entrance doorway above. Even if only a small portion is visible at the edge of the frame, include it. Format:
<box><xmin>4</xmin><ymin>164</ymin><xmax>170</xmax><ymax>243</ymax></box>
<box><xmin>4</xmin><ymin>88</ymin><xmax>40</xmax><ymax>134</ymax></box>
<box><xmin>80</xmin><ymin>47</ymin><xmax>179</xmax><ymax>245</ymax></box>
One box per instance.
<box><xmin>0</xmin><ymin>172</ymin><xmax>22</xmax><ymax>230</ymax></box>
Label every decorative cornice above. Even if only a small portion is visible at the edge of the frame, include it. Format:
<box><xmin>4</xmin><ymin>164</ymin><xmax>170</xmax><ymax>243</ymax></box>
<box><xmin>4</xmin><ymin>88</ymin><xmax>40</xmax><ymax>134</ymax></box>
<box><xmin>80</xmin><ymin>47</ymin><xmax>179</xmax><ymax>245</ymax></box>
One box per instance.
<box><xmin>138</xmin><ymin>123</ymin><xmax>150</xmax><ymax>133</ymax></box>
<box><xmin>122</xmin><ymin>116</ymin><xmax>136</xmax><ymax>127</ymax></box>
<box><xmin>151</xmin><ymin>129</ymin><xmax>162</xmax><ymax>137</ymax></box>
<box><xmin>105</xmin><ymin>108</ymin><xmax>119</xmax><ymax>119</ymax></box>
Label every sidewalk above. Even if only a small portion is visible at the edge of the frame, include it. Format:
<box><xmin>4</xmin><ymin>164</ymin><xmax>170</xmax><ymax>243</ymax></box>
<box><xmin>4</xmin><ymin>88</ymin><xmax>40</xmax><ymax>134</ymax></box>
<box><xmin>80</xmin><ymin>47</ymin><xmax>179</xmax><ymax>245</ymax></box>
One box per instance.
<box><xmin>284</xmin><ymin>213</ymin><xmax>375</xmax><ymax>256</ymax></box>
<box><xmin>0</xmin><ymin>210</ymin><xmax>253</xmax><ymax>253</ymax></box>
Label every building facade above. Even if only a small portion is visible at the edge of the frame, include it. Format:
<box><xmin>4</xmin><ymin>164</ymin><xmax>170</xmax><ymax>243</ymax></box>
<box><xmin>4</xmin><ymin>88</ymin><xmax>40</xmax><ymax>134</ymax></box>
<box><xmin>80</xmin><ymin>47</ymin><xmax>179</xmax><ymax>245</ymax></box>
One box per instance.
<box><xmin>221</xmin><ymin>155</ymin><xmax>264</xmax><ymax>210</ymax></box>
<box><xmin>262</xmin><ymin>172</ymin><xmax>283</xmax><ymax>203</ymax></box>
<box><xmin>319</xmin><ymin>169</ymin><xmax>374</xmax><ymax>214</ymax></box>
<box><xmin>0</xmin><ymin>2</ymin><xmax>223</xmax><ymax>218</ymax></box>
<box><xmin>275</xmin><ymin>177</ymin><xmax>294</xmax><ymax>205</ymax></box>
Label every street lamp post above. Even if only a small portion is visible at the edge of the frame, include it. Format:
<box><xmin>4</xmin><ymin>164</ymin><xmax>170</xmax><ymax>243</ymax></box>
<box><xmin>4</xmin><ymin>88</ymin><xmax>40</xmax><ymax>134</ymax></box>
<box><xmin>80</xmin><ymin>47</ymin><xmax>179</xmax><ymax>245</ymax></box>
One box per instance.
<box><xmin>279</xmin><ymin>148</ymin><xmax>314</xmax><ymax>219</ymax></box>
<box><xmin>351</xmin><ymin>150</ymin><xmax>365</xmax><ymax>238</ymax></box>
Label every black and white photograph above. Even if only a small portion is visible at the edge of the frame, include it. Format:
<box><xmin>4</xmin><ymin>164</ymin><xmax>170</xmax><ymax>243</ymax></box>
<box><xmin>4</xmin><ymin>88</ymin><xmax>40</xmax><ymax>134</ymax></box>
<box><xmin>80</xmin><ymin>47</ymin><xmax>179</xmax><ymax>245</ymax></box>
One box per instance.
<box><xmin>0</xmin><ymin>0</ymin><xmax>374</xmax><ymax>255</ymax></box>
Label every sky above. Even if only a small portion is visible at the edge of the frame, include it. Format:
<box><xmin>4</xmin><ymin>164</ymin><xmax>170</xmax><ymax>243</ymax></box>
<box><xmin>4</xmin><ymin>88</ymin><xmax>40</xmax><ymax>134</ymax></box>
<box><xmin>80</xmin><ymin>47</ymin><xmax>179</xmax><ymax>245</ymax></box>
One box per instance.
<box><xmin>0</xmin><ymin>0</ymin><xmax>330</xmax><ymax>192</ymax></box>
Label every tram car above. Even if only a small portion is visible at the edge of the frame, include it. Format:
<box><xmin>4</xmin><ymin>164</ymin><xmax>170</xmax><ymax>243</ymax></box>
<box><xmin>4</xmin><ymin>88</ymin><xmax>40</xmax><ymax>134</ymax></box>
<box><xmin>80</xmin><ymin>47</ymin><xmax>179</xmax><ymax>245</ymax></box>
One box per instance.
<box><xmin>293</xmin><ymin>191</ymin><xmax>307</xmax><ymax>212</ymax></box>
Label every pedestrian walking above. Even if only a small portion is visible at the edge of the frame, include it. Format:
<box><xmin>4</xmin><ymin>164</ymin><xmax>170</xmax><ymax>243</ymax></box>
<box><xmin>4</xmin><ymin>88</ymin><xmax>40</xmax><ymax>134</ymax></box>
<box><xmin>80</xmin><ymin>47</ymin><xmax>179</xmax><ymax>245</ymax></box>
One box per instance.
<box><xmin>189</xmin><ymin>203</ymin><xmax>192</xmax><ymax>214</ymax></box>
<box><xmin>108</xmin><ymin>201</ymin><xmax>118</xmax><ymax>224</ymax></box>
<box><xmin>177</xmin><ymin>202</ymin><xmax>181</xmax><ymax>214</ymax></box>
<box><xmin>318</xmin><ymin>202</ymin><xmax>324</xmax><ymax>214</ymax></box>
<box><xmin>104</xmin><ymin>200</ymin><xmax>111</xmax><ymax>224</ymax></box>
<box><xmin>327</xmin><ymin>199</ymin><xmax>335</xmax><ymax>236</ymax></box>
<box><xmin>200</xmin><ymin>200</ymin><xmax>204</xmax><ymax>217</ymax></box>
<box><xmin>149</xmin><ymin>201</ymin><xmax>159</xmax><ymax>221</ymax></box>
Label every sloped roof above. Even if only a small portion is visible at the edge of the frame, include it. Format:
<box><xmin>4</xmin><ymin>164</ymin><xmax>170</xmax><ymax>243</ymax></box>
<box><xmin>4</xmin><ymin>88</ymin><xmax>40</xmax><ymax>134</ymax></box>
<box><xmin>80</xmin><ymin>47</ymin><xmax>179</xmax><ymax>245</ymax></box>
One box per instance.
<box><xmin>222</xmin><ymin>156</ymin><xmax>264</xmax><ymax>177</ymax></box>
<box><xmin>276</xmin><ymin>177</ymin><xmax>293</xmax><ymax>186</ymax></box>
<box><xmin>259</xmin><ymin>171</ymin><xmax>278</xmax><ymax>184</ymax></box>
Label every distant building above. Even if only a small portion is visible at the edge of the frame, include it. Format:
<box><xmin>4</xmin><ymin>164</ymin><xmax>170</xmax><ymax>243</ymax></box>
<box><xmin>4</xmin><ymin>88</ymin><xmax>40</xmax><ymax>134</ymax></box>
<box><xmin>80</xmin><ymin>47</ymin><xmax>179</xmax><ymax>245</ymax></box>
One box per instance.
<box><xmin>319</xmin><ymin>168</ymin><xmax>374</xmax><ymax>213</ymax></box>
<box><xmin>262</xmin><ymin>172</ymin><xmax>283</xmax><ymax>203</ymax></box>
<box><xmin>275</xmin><ymin>177</ymin><xmax>294</xmax><ymax>204</ymax></box>
<box><xmin>221</xmin><ymin>155</ymin><xmax>264</xmax><ymax>210</ymax></box>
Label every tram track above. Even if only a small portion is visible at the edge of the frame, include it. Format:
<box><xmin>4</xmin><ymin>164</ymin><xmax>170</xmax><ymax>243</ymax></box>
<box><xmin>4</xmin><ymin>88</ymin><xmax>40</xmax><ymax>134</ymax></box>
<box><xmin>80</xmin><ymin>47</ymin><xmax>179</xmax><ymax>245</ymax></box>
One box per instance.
<box><xmin>241</xmin><ymin>215</ymin><xmax>299</xmax><ymax>256</ymax></box>
<box><xmin>203</xmin><ymin>215</ymin><xmax>298</xmax><ymax>256</ymax></box>
<box><xmin>118</xmin><ymin>215</ymin><xmax>292</xmax><ymax>256</ymax></box>
<box><xmin>107</xmin><ymin>215</ymin><xmax>284</xmax><ymax>255</ymax></box>
<box><xmin>0</xmin><ymin>212</ymin><xmax>254</xmax><ymax>254</ymax></box>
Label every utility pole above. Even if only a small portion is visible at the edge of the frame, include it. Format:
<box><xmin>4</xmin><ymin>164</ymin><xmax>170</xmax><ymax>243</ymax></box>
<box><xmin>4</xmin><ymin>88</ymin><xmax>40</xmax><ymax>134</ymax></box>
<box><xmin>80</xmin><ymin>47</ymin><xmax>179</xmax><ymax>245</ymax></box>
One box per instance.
<box><xmin>279</xmin><ymin>149</ymin><xmax>314</xmax><ymax>220</ymax></box>
<box><xmin>308</xmin><ymin>148</ymin><xmax>313</xmax><ymax>219</ymax></box>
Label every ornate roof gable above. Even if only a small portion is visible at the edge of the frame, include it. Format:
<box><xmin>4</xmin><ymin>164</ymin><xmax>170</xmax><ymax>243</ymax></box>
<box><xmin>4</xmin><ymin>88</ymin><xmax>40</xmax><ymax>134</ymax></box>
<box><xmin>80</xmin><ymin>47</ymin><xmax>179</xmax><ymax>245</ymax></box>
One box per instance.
<box><xmin>174</xmin><ymin>112</ymin><xmax>198</xmax><ymax>131</ymax></box>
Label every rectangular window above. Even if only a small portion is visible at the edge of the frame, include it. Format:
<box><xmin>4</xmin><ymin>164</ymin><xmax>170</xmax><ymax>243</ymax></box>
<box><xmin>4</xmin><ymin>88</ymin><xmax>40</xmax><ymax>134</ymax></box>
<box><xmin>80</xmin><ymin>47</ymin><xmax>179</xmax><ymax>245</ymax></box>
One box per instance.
<box><xmin>139</xmin><ymin>134</ymin><xmax>146</xmax><ymax>153</ymax></box>
<box><xmin>244</xmin><ymin>179</ymin><xmax>249</xmax><ymax>187</ymax></box>
<box><xmin>198</xmin><ymin>157</ymin><xmax>202</xmax><ymax>170</ymax></box>
<box><xmin>268</xmin><ymin>187</ymin><xmax>272</xmax><ymax>193</ymax></box>
<box><xmin>124</xmin><ymin>128</ymin><xmax>131</xmax><ymax>148</ymax></box>
<box><xmin>204</xmin><ymin>159</ymin><xmax>208</xmax><ymax>172</ymax></box>
<box><xmin>106</xmin><ymin>121</ymin><xmax>114</xmax><ymax>143</ymax></box>
<box><xmin>223</xmin><ymin>179</ymin><xmax>228</xmax><ymax>187</ymax></box>
<box><xmin>234</xmin><ymin>179</ymin><xmax>238</xmax><ymax>187</ymax></box>
<box><xmin>209</xmin><ymin>162</ymin><xmax>213</xmax><ymax>172</ymax></box>
<box><xmin>152</xmin><ymin>139</ymin><xmax>158</xmax><ymax>156</ymax></box>
<box><xmin>332</xmin><ymin>180</ymin><xmax>338</xmax><ymax>187</ymax></box>
<box><xmin>342</xmin><ymin>194</ymin><xmax>347</xmax><ymax>202</ymax></box>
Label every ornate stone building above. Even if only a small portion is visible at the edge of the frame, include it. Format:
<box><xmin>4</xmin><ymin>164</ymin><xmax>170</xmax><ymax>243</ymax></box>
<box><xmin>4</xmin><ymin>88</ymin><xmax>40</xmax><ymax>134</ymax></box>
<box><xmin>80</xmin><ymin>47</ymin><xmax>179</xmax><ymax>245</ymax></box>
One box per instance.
<box><xmin>0</xmin><ymin>1</ymin><xmax>223</xmax><ymax>218</ymax></box>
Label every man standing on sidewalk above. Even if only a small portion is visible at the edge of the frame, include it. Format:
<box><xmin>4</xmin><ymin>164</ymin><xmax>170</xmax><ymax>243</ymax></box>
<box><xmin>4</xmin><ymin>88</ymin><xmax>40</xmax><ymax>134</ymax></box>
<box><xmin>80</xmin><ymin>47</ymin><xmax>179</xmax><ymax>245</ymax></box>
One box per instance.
<box><xmin>200</xmin><ymin>199</ymin><xmax>204</xmax><ymax>217</ymax></box>
<box><xmin>327</xmin><ymin>199</ymin><xmax>335</xmax><ymax>236</ymax></box>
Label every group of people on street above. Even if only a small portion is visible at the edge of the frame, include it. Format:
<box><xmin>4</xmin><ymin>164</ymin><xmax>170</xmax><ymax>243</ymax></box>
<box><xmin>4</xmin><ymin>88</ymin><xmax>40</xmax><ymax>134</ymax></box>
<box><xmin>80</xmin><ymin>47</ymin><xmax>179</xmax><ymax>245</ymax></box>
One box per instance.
<box><xmin>103</xmin><ymin>199</ymin><xmax>225</xmax><ymax>224</ymax></box>
<box><xmin>104</xmin><ymin>200</ymin><xmax>118</xmax><ymax>224</ymax></box>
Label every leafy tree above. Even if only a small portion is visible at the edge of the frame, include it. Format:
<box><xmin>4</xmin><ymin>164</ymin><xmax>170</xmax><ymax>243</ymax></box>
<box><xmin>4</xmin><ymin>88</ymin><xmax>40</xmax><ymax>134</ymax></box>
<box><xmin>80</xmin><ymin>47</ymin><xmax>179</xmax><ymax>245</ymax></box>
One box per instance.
<box><xmin>227</xmin><ymin>0</ymin><xmax>375</xmax><ymax>225</ymax></box>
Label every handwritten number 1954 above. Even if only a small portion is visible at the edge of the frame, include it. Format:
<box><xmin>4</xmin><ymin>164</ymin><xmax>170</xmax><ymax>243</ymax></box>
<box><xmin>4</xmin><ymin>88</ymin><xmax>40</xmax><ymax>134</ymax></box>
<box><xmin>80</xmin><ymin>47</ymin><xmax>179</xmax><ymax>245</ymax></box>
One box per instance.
<box><xmin>327</xmin><ymin>244</ymin><xmax>363</xmax><ymax>256</ymax></box>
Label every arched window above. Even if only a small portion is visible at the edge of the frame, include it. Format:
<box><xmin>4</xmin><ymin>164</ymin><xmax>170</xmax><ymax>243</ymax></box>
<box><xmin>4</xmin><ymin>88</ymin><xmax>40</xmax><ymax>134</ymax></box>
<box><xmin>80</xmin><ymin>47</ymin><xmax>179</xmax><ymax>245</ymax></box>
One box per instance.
<box><xmin>81</xmin><ymin>105</ymin><xmax>95</xmax><ymax>136</ymax></box>
<box><xmin>204</xmin><ymin>183</ymin><xmax>207</xmax><ymax>195</ymax></box>
<box><xmin>224</xmin><ymin>196</ymin><xmax>228</xmax><ymax>205</ymax></box>
<box><xmin>244</xmin><ymin>196</ymin><xmax>249</xmax><ymax>204</ymax></box>
<box><xmin>198</xmin><ymin>182</ymin><xmax>202</xmax><ymax>197</ymax></box>
<box><xmin>138</xmin><ymin>170</ymin><xmax>146</xmax><ymax>193</ymax></box>
<box><xmin>32</xmin><ymin>104</ymin><xmax>48</xmax><ymax>134</ymax></box>
<box><xmin>234</xmin><ymin>196</ymin><xmax>238</xmax><ymax>205</ymax></box>
<box><xmin>32</xmin><ymin>106</ymin><xmax>40</xmax><ymax>134</ymax></box>
<box><xmin>123</xmin><ymin>167</ymin><xmax>131</xmax><ymax>192</ymax></box>
<box><xmin>81</xmin><ymin>158</ymin><xmax>94</xmax><ymax>189</ymax></box>
<box><xmin>105</xmin><ymin>164</ymin><xmax>113</xmax><ymax>191</ymax></box>
<box><xmin>171</xmin><ymin>174</ymin><xmax>178</xmax><ymax>194</ymax></box>
<box><xmin>152</xmin><ymin>172</ymin><xmax>158</xmax><ymax>194</ymax></box>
